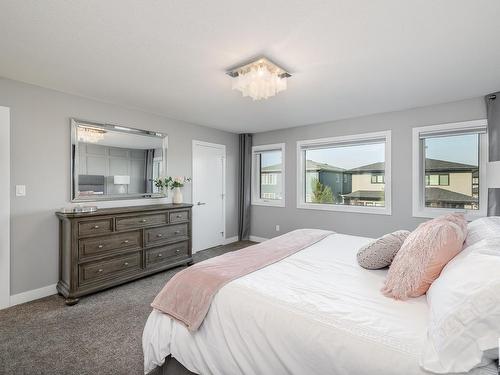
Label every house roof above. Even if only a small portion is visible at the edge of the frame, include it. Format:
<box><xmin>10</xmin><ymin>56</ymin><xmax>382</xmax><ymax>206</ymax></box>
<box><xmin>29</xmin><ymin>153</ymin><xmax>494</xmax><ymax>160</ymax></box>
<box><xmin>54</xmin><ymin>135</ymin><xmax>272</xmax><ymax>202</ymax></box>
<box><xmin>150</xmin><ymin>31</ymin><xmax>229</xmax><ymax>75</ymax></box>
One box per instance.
<box><xmin>345</xmin><ymin>158</ymin><xmax>478</xmax><ymax>174</ymax></box>
<box><xmin>341</xmin><ymin>190</ymin><xmax>385</xmax><ymax>200</ymax></box>
<box><xmin>425</xmin><ymin>187</ymin><xmax>477</xmax><ymax>203</ymax></box>
<box><xmin>348</xmin><ymin>162</ymin><xmax>385</xmax><ymax>173</ymax></box>
<box><xmin>305</xmin><ymin>160</ymin><xmax>345</xmax><ymax>173</ymax></box>
<box><xmin>425</xmin><ymin>158</ymin><xmax>478</xmax><ymax>172</ymax></box>
<box><xmin>261</xmin><ymin>163</ymin><xmax>282</xmax><ymax>173</ymax></box>
<box><xmin>264</xmin><ymin>158</ymin><xmax>478</xmax><ymax>174</ymax></box>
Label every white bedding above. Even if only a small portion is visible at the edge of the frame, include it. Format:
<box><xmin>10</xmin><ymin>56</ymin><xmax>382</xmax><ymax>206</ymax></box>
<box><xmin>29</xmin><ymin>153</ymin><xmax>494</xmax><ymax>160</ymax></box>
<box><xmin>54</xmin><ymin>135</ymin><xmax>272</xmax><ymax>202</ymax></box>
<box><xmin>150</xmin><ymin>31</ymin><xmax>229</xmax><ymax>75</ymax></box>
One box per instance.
<box><xmin>143</xmin><ymin>233</ymin><xmax>497</xmax><ymax>375</ymax></box>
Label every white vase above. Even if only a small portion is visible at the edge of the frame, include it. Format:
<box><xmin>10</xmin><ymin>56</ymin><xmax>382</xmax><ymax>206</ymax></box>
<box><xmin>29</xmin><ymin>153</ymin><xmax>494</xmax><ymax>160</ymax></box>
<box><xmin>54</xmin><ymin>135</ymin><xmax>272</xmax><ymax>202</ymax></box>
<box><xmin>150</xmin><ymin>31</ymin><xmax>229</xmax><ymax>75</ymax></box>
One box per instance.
<box><xmin>172</xmin><ymin>187</ymin><xmax>183</xmax><ymax>204</ymax></box>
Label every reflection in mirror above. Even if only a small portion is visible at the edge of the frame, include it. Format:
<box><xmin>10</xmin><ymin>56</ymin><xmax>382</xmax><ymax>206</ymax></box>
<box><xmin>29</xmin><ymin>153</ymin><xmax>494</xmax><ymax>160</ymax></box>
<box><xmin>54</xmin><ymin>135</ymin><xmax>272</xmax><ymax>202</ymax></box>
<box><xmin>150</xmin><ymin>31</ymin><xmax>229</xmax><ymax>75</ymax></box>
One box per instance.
<box><xmin>71</xmin><ymin>119</ymin><xmax>167</xmax><ymax>201</ymax></box>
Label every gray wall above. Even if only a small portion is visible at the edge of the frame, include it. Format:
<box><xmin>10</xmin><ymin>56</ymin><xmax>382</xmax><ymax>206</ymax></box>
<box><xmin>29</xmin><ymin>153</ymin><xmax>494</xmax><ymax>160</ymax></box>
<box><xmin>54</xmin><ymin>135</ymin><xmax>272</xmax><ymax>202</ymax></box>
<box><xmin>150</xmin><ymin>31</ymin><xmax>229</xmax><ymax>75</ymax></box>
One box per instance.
<box><xmin>0</xmin><ymin>78</ymin><xmax>239</xmax><ymax>295</ymax></box>
<box><xmin>251</xmin><ymin>98</ymin><xmax>486</xmax><ymax>239</ymax></box>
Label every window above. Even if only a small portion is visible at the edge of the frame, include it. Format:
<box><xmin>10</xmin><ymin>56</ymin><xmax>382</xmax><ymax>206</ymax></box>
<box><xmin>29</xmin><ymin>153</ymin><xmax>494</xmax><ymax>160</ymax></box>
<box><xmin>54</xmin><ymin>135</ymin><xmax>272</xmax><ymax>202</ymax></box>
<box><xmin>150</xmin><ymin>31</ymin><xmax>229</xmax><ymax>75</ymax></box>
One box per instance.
<box><xmin>371</xmin><ymin>174</ymin><xmax>384</xmax><ymax>184</ymax></box>
<box><xmin>412</xmin><ymin>120</ymin><xmax>488</xmax><ymax>219</ymax></box>
<box><xmin>425</xmin><ymin>174</ymin><xmax>449</xmax><ymax>186</ymax></box>
<box><xmin>261</xmin><ymin>173</ymin><xmax>277</xmax><ymax>185</ymax></box>
<box><xmin>297</xmin><ymin>131</ymin><xmax>391</xmax><ymax>215</ymax></box>
<box><xmin>251</xmin><ymin>143</ymin><xmax>285</xmax><ymax>207</ymax></box>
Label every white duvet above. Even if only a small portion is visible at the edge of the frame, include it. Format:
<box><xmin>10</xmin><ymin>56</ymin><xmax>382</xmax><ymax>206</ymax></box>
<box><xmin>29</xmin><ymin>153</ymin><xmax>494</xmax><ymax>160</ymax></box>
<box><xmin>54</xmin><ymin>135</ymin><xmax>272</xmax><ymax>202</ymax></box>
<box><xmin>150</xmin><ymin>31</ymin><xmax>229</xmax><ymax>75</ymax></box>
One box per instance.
<box><xmin>143</xmin><ymin>233</ymin><xmax>497</xmax><ymax>375</ymax></box>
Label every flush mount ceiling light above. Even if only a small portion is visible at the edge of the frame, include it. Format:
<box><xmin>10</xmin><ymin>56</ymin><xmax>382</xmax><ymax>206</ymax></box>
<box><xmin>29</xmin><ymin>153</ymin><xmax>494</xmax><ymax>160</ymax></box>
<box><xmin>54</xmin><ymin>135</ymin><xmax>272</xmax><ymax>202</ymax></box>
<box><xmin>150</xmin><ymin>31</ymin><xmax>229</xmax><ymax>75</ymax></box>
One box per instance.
<box><xmin>227</xmin><ymin>57</ymin><xmax>291</xmax><ymax>101</ymax></box>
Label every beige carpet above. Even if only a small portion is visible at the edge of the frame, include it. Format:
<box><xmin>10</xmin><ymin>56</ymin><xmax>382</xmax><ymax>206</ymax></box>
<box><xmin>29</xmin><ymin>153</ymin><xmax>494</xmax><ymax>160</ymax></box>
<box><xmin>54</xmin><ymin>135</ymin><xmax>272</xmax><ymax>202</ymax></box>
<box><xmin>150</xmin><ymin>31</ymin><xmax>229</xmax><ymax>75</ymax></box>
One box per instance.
<box><xmin>0</xmin><ymin>241</ymin><xmax>254</xmax><ymax>375</ymax></box>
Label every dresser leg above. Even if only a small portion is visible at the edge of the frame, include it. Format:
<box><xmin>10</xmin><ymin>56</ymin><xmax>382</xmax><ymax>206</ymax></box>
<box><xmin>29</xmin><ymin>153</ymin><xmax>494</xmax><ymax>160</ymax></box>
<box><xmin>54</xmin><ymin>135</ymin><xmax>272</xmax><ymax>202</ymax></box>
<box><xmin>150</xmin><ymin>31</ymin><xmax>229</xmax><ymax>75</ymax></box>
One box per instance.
<box><xmin>65</xmin><ymin>297</ymin><xmax>79</xmax><ymax>306</ymax></box>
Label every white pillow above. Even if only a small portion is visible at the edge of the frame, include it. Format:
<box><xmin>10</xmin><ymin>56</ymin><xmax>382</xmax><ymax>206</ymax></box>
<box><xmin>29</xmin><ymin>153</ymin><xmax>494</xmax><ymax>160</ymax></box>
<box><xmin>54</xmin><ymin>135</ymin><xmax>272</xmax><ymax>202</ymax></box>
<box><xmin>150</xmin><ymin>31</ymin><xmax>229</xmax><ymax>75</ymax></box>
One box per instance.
<box><xmin>465</xmin><ymin>216</ymin><xmax>500</xmax><ymax>248</ymax></box>
<box><xmin>421</xmin><ymin>237</ymin><xmax>500</xmax><ymax>373</ymax></box>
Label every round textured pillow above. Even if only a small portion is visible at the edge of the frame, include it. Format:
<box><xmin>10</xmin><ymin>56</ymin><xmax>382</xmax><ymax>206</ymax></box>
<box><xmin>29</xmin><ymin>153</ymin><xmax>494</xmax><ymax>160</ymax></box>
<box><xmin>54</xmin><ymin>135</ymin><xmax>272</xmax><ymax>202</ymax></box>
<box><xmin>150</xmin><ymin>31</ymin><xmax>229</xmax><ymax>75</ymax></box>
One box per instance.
<box><xmin>356</xmin><ymin>230</ymin><xmax>410</xmax><ymax>270</ymax></box>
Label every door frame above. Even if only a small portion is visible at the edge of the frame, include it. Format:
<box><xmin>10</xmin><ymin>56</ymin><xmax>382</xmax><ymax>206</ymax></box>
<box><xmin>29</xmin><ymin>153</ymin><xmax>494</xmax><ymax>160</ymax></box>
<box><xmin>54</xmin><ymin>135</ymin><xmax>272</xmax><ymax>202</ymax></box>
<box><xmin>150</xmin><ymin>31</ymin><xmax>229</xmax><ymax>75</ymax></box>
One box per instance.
<box><xmin>0</xmin><ymin>107</ymin><xmax>10</xmax><ymax>309</ymax></box>
<box><xmin>192</xmin><ymin>140</ymin><xmax>226</xmax><ymax>253</ymax></box>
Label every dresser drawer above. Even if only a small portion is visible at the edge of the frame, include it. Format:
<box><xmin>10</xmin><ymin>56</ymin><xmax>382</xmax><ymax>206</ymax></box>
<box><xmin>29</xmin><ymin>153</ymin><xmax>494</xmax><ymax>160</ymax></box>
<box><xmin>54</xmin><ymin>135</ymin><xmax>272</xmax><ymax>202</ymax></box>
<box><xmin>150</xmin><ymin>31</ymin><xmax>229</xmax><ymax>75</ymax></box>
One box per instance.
<box><xmin>115</xmin><ymin>213</ymin><xmax>167</xmax><ymax>231</ymax></box>
<box><xmin>145</xmin><ymin>223</ymin><xmax>188</xmax><ymax>246</ymax></box>
<box><xmin>169</xmin><ymin>210</ymin><xmax>189</xmax><ymax>223</ymax></box>
<box><xmin>146</xmin><ymin>242</ymin><xmax>189</xmax><ymax>267</ymax></box>
<box><xmin>79</xmin><ymin>252</ymin><xmax>142</xmax><ymax>285</ymax></box>
<box><xmin>78</xmin><ymin>231</ymin><xmax>141</xmax><ymax>260</ymax></box>
<box><xmin>78</xmin><ymin>219</ymin><xmax>113</xmax><ymax>237</ymax></box>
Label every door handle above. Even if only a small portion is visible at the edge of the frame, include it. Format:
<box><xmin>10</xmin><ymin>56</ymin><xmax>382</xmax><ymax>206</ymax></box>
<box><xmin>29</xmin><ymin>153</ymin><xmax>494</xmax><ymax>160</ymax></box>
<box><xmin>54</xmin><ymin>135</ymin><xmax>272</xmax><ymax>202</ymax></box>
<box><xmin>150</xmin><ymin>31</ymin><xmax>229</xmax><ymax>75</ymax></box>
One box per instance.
<box><xmin>196</xmin><ymin>202</ymin><xmax>206</xmax><ymax>205</ymax></box>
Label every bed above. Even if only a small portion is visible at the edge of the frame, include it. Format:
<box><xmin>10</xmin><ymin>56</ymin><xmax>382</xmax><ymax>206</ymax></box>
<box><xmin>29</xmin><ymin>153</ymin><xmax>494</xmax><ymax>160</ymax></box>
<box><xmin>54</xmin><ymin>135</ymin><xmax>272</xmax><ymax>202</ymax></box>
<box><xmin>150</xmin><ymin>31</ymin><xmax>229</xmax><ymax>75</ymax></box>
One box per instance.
<box><xmin>142</xmin><ymin>233</ymin><xmax>497</xmax><ymax>375</ymax></box>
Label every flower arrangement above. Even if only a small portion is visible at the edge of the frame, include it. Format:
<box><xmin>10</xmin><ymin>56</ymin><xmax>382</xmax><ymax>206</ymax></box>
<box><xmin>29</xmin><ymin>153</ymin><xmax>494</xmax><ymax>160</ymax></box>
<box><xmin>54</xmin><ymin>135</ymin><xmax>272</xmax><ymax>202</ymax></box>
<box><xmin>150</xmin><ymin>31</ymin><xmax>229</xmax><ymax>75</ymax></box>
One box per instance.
<box><xmin>170</xmin><ymin>176</ymin><xmax>192</xmax><ymax>189</ymax></box>
<box><xmin>152</xmin><ymin>176</ymin><xmax>192</xmax><ymax>191</ymax></box>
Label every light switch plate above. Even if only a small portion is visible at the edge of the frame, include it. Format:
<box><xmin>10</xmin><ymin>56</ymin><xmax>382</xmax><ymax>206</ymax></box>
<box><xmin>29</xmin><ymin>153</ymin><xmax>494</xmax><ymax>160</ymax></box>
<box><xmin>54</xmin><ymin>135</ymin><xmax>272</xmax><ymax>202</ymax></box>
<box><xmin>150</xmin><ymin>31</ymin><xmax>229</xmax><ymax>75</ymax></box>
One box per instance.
<box><xmin>15</xmin><ymin>185</ymin><xmax>26</xmax><ymax>197</ymax></box>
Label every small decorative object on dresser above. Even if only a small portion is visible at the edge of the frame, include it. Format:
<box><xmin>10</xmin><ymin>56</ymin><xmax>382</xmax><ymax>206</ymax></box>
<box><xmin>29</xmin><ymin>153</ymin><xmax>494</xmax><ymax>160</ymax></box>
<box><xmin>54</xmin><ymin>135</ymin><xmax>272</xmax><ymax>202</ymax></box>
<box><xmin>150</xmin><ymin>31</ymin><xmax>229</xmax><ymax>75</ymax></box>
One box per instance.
<box><xmin>172</xmin><ymin>187</ymin><xmax>183</xmax><ymax>204</ymax></box>
<box><xmin>56</xmin><ymin>204</ymin><xmax>193</xmax><ymax>305</ymax></box>
<box><xmin>152</xmin><ymin>176</ymin><xmax>191</xmax><ymax>204</ymax></box>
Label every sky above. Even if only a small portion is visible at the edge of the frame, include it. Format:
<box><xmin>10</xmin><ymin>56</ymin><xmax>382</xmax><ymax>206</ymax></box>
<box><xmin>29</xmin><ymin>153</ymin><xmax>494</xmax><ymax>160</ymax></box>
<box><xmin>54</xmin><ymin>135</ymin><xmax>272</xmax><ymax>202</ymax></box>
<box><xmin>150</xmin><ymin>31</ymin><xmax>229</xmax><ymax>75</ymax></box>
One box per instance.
<box><xmin>261</xmin><ymin>150</ymin><xmax>282</xmax><ymax>167</ymax></box>
<box><xmin>424</xmin><ymin>134</ymin><xmax>478</xmax><ymax>166</ymax></box>
<box><xmin>261</xmin><ymin>134</ymin><xmax>479</xmax><ymax>170</ymax></box>
<box><xmin>306</xmin><ymin>143</ymin><xmax>385</xmax><ymax>169</ymax></box>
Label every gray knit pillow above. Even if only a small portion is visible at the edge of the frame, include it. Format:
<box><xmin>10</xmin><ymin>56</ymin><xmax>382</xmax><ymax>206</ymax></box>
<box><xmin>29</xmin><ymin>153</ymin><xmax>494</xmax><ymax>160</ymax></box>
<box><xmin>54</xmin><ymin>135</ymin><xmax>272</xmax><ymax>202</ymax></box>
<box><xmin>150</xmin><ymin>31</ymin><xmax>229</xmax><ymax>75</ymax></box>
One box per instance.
<box><xmin>357</xmin><ymin>230</ymin><xmax>411</xmax><ymax>270</ymax></box>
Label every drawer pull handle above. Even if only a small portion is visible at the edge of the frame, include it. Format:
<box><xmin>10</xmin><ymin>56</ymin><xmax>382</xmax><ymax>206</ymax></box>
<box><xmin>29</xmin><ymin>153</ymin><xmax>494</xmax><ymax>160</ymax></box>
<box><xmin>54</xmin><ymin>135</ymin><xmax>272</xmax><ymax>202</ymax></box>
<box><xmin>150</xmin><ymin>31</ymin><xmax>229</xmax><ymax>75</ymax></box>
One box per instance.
<box><xmin>174</xmin><ymin>231</ymin><xmax>180</xmax><ymax>235</ymax></box>
<box><xmin>123</xmin><ymin>240</ymin><xmax>129</xmax><ymax>244</ymax></box>
<box><xmin>175</xmin><ymin>249</ymin><xmax>181</xmax><ymax>253</ymax></box>
<box><xmin>176</xmin><ymin>215</ymin><xmax>182</xmax><ymax>218</ymax></box>
<box><xmin>98</xmin><ymin>244</ymin><xmax>104</xmax><ymax>249</ymax></box>
<box><xmin>157</xmin><ymin>234</ymin><xmax>163</xmax><ymax>238</ymax></box>
<box><xmin>124</xmin><ymin>262</ymin><xmax>129</xmax><ymax>266</ymax></box>
<box><xmin>93</xmin><ymin>225</ymin><xmax>100</xmax><ymax>229</ymax></box>
<box><xmin>157</xmin><ymin>253</ymin><xmax>163</xmax><ymax>257</ymax></box>
<box><xmin>98</xmin><ymin>268</ymin><xmax>103</xmax><ymax>273</ymax></box>
<box><xmin>141</xmin><ymin>219</ymin><xmax>147</xmax><ymax>223</ymax></box>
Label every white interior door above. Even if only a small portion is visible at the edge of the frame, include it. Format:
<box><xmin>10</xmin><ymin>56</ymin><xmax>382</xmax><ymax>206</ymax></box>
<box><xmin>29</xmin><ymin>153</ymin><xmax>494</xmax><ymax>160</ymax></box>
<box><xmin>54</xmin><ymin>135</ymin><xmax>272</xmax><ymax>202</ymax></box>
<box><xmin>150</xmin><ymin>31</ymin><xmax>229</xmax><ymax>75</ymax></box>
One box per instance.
<box><xmin>192</xmin><ymin>141</ymin><xmax>225</xmax><ymax>253</ymax></box>
<box><xmin>0</xmin><ymin>107</ymin><xmax>10</xmax><ymax>309</ymax></box>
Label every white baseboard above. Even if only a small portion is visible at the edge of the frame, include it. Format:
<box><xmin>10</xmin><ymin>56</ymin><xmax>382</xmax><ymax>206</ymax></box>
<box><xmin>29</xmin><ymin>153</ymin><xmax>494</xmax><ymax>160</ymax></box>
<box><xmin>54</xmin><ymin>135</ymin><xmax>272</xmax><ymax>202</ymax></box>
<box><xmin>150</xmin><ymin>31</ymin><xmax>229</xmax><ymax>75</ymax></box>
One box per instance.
<box><xmin>9</xmin><ymin>283</ymin><xmax>57</xmax><ymax>307</ymax></box>
<box><xmin>223</xmin><ymin>236</ymin><xmax>239</xmax><ymax>245</ymax></box>
<box><xmin>249</xmin><ymin>235</ymin><xmax>269</xmax><ymax>243</ymax></box>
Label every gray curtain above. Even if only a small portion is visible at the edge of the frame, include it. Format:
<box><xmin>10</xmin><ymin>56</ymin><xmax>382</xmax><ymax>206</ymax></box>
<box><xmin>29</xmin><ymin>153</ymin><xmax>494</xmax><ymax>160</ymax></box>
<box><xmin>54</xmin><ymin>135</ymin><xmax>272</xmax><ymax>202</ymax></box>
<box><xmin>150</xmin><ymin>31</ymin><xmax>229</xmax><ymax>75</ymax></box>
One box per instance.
<box><xmin>145</xmin><ymin>149</ymin><xmax>154</xmax><ymax>193</ymax></box>
<box><xmin>486</xmin><ymin>92</ymin><xmax>500</xmax><ymax>216</ymax></box>
<box><xmin>238</xmin><ymin>134</ymin><xmax>252</xmax><ymax>240</ymax></box>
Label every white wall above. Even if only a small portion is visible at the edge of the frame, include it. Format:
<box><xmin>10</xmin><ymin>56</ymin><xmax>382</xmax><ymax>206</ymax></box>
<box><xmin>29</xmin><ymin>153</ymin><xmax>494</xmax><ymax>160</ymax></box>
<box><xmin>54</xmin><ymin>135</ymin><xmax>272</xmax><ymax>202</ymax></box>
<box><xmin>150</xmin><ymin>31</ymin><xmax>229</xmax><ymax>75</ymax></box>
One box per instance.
<box><xmin>0</xmin><ymin>106</ymin><xmax>10</xmax><ymax>308</ymax></box>
<box><xmin>251</xmin><ymin>97</ymin><xmax>486</xmax><ymax>239</ymax></box>
<box><xmin>0</xmin><ymin>78</ymin><xmax>239</xmax><ymax>296</ymax></box>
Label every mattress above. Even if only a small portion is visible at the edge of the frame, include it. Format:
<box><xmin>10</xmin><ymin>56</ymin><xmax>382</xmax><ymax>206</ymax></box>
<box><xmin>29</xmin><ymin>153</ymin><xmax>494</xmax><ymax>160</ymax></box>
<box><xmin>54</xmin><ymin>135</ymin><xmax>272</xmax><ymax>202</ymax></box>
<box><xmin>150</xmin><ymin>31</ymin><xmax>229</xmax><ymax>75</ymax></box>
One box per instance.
<box><xmin>143</xmin><ymin>233</ymin><xmax>497</xmax><ymax>375</ymax></box>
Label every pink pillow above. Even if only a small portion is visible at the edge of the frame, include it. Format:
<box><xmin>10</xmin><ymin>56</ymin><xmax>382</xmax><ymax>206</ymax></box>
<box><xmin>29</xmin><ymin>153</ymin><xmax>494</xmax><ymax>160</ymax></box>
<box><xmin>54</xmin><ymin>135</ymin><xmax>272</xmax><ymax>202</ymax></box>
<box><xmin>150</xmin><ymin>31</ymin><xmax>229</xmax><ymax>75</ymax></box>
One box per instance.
<box><xmin>381</xmin><ymin>213</ymin><xmax>467</xmax><ymax>300</ymax></box>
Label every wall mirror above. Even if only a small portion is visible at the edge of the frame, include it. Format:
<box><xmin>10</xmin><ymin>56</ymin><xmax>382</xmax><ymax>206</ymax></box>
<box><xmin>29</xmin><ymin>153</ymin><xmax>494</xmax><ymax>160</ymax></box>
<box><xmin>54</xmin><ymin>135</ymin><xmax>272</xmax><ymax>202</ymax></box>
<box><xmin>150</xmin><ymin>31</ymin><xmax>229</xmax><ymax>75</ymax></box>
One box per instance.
<box><xmin>71</xmin><ymin>118</ymin><xmax>168</xmax><ymax>202</ymax></box>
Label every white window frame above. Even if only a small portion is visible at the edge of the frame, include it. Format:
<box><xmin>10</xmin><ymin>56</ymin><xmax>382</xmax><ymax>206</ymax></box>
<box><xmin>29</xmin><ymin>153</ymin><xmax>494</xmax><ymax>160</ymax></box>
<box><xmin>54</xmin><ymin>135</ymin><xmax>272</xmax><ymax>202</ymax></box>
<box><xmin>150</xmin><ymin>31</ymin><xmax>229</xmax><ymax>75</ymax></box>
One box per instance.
<box><xmin>296</xmin><ymin>130</ymin><xmax>392</xmax><ymax>215</ymax></box>
<box><xmin>412</xmin><ymin>119</ymin><xmax>488</xmax><ymax>220</ymax></box>
<box><xmin>251</xmin><ymin>143</ymin><xmax>286</xmax><ymax>207</ymax></box>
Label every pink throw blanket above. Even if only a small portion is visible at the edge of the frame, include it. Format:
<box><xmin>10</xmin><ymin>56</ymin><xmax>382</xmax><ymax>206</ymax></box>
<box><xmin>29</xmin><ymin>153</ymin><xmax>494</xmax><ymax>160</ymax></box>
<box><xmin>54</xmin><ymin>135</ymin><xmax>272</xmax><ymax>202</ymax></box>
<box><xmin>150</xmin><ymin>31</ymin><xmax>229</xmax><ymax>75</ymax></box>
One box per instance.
<box><xmin>151</xmin><ymin>229</ymin><xmax>333</xmax><ymax>331</ymax></box>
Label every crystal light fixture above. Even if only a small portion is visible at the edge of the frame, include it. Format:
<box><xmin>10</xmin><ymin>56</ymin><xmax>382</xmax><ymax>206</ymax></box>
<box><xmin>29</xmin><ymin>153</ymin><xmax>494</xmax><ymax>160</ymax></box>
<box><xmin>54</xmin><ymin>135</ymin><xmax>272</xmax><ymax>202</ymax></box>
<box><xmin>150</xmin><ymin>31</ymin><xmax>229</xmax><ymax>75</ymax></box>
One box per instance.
<box><xmin>227</xmin><ymin>57</ymin><xmax>291</xmax><ymax>101</ymax></box>
<box><xmin>78</xmin><ymin>126</ymin><xmax>106</xmax><ymax>143</ymax></box>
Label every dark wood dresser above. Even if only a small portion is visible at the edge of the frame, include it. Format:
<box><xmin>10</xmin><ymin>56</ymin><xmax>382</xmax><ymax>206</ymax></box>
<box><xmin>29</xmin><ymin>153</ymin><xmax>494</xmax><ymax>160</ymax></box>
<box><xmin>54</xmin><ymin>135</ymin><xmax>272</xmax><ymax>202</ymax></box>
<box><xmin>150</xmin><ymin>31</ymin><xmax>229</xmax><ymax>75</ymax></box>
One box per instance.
<box><xmin>56</xmin><ymin>204</ymin><xmax>193</xmax><ymax>305</ymax></box>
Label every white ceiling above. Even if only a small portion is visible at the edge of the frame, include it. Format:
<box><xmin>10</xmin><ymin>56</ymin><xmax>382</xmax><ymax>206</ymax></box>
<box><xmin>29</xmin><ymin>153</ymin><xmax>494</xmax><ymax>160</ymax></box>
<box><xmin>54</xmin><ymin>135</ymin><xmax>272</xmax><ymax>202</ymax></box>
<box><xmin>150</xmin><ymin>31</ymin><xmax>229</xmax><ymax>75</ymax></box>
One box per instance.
<box><xmin>1</xmin><ymin>1</ymin><xmax>500</xmax><ymax>133</ymax></box>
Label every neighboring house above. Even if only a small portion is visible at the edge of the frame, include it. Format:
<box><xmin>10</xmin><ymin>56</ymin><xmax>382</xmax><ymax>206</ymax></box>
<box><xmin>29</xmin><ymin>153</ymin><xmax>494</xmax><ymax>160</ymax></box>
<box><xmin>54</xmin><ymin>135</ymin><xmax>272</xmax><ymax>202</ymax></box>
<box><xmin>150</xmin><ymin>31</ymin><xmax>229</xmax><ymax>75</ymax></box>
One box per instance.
<box><xmin>304</xmin><ymin>160</ymin><xmax>348</xmax><ymax>203</ymax></box>
<box><xmin>304</xmin><ymin>158</ymin><xmax>478</xmax><ymax>209</ymax></box>
<box><xmin>260</xmin><ymin>163</ymin><xmax>283</xmax><ymax>199</ymax></box>
<box><xmin>342</xmin><ymin>162</ymin><xmax>385</xmax><ymax>207</ymax></box>
<box><xmin>424</xmin><ymin>158</ymin><xmax>479</xmax><ymax>209</ymax></box>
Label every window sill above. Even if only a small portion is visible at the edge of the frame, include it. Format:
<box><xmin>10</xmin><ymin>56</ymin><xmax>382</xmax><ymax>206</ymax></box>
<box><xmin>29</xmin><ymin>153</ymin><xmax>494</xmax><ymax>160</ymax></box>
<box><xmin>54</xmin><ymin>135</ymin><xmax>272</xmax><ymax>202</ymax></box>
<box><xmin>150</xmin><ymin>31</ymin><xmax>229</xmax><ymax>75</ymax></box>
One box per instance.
<box><xmin>251</xmin><ymin>200</ymin><xmax>285</xmax><ymax>208</ymax></box>
<box><xmin>297</xmin><ymin>202</ymin><xmax>391</xmax><ymax>215</ymax></box>
<box><xmin>412</xmin><ymin>207</ymin><xmax>485</xmax><ymax>221</ymax></box>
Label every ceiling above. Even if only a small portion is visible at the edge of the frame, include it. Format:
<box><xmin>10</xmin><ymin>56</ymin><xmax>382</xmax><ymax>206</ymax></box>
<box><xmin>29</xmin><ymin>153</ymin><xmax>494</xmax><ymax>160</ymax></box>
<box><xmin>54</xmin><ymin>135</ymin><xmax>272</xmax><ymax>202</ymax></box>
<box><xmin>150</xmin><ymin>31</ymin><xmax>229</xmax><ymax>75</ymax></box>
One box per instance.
<box><xmin>1</xmin><ymin>1</ymin><xmax>500</xmax><ymax>133</ymax></box>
